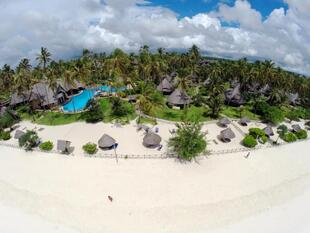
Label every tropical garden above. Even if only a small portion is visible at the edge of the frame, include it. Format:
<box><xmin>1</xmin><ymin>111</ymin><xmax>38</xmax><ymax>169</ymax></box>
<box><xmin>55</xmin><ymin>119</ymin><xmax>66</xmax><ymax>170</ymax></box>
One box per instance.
<box><xmin>0</xmin><ymin>45</ymin><xmax>309</xmax><ymax>126</ymax></box>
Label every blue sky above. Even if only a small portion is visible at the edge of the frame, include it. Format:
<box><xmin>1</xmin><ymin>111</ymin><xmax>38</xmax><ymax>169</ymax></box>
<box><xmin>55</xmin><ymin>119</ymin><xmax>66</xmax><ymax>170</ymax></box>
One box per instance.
<box><xmin>150</xmin><ymin>0</ymin><xmax>288</xmax><ymax>18</ymax></box>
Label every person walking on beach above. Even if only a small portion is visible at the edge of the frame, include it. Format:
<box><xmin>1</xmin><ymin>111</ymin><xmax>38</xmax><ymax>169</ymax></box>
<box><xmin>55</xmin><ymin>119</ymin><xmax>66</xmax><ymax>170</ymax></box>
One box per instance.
<box><xmin>245</xmin><ymin>152</ymin><xmax>250</xmax><ymax>159</ymax></box>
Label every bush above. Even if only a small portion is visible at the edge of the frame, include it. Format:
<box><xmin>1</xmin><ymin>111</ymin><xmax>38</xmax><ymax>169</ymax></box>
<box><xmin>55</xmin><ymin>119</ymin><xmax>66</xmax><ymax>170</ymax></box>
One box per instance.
<box><xmin>83</xmin><ymin>99</ymin><xmax>103</xmax><ymax>123</ymax></box>
<box><xmin>286</xmin><ymin>110</ymin><xmax>300</xmax><ymax>122</ymax></box>
<box><xmin>0</xmin><ymin>111</ymin><xmax>20</xmax><ymax>129</ymax></box>
<box><xmin>283</xmin><ymin>133</ymin><xmax>297</xmax><ymax>143</ymax></box>
<box><xmin>168</xmin><ymin>121</ymin><xmax>206</xmax><ymax>161</ymax></box>
<box><xmin>83</xmin><ymin>143</ymin><xmax>98</xmax><ymax>155</ymax></box>
<box><xmin>260</xmin><ymin>135</ymin><xmax>268</xmax><ymax>144</ymax></box>
<box><xmin>110</xmin><ymin>97</ymin><xmax>134</xmax><ymax>117</ymax></box>
<box><xmin>0</xmin><ymin>131</ymin><xmax>11</xmax><ymax>141</ymax></box>
<box><xmin>39</xmin><ymin>141</ymin><xmax>54</xmax><ymax>151</ymax></box>
<box><xmin>19</xmin><ymin>131</ymin><xmax>40</xmax><ymax>151</ymax></box>
<box><xmin>294</xmin><ymin>130</ymin><xmax>308</xmax><ymax>140</ymax></box>
<box><xmin>305</xmin><ymin>109</ymin><xmax>310</xmax><ymax>120</ymax></box>
<box><xmin>249</xmin><ymin>128</ymin><xmax>266</xmax><ymax>139</ymax></box>
<box><xmin>263</xmin><ymin>107</ymin><xmax>285</xmax><ymax>125</ymax></box>
<box><xmin>242</xmin><ymin>135</ymin><xmax>258</xmax><ymax>148</ymax></box>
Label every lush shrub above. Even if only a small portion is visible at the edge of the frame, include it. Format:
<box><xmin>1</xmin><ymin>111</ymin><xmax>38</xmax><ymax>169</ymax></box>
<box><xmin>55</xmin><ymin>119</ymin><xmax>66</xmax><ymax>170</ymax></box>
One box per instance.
<box><xmin>263</xmin><ymin>107</ymin><xmax>285</xmax><ymax>125</ymax></box>
<box><xmin>83</xmin><ymin>143</ymin><xmax>98</xmax><ymax>155</ymax></box>
<box><xmin>19</xmin><ymin>131</ymin><xmax>40</xmax><ymax>151</ymax></box>
<box><xmin>110</xmin><ymin>97</ymin><xmax>134</xmax><ymax>117</ymax></box>
<box><xmin>242</xmin><ymin>135</ymin><xmax>258</xmax><ymax>148</ymax></box>
<box><xmin>294</xmin><ymin>130</ymin><xmax>308</xmax><ymax>140</ymax></box>
<box><xmin>249</xmin><ymin>128</ymin><xmax>266</xmax><ymax>139</ymax></box>
<box><xmin>168</xmin><ymin>121</ymin><xmax>206</xmax><ymax>161</ymax></box>
<box><xmin>260</xmin><ymin>135</ymin><xmax>268</xmax><ymax>144</ymax></box>
<box><xmin>0</xmin><ymin>131</ymin><xmax>11</xmax><ymax>141</ymax></box>
<box><xmin>283</xmin><ymin>133</ymin><xmax>297</xmax><ymax>143</ymax></box>
<box><xmin>0</xmin><ymin>111</ymin><xmax>20</xmax><ymax>129</ymax></box>
<box><xmin>305</xmin><ymin>109</ymin><xmax>310</xmax><ymax>120</ymax></box>
<box><xmin>39</xmin><ymin>141</ymin><xmax>54</xmax><ymax>151</ymax></box>
<box><xmin>286</xmin><ymin>110</ymin><xmax>300</xmax><ymax>122</ymax></box>
<box><xmin>83</xmin><ymin>99</ymin><xmax>103</xmax><ymax>123</ymax></box>
<box><xmin>253</xmin><ymin>101</ymin><xmax>270</xmax><ymax>115</ymax></box>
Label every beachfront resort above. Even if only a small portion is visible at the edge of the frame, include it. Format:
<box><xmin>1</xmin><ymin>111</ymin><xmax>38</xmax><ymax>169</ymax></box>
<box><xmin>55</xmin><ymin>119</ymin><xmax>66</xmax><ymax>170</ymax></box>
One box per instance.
<box><xmin>0</xmin><ymin>46</ymin><xmax>309</xmax><ymax>159</ymax></box>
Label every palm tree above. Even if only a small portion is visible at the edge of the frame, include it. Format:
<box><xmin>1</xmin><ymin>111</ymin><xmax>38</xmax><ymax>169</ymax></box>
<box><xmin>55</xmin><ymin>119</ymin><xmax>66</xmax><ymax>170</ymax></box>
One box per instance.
<box><xmin>36</xmin><ymin>47</ymin><xmax>52</xmax><ymax>70</ymax></box>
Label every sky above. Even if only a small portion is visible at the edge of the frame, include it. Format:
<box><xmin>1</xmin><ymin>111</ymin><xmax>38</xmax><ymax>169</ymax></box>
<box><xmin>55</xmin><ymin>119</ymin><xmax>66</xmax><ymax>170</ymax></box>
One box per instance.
<box><xmin>0</xmin><ymin>0</ymin><xmax>309</xmax><ymax>75</ymax></box>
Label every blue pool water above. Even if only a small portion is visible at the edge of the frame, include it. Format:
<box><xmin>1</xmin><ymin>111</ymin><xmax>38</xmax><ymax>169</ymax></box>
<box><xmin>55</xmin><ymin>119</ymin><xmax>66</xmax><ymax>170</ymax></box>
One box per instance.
<box><xmin>62</xmin><ymin>86</ymin><xmax>124</xmax><ymax>112</ymax></box>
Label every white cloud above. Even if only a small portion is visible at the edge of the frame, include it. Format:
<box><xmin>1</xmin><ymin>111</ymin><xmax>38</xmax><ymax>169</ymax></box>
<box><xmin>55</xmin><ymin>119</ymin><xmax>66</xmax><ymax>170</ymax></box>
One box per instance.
<box><xmin>0</xmin><ymin>0</ymin><xmax>310</xmax><ymax>75</ymax></box>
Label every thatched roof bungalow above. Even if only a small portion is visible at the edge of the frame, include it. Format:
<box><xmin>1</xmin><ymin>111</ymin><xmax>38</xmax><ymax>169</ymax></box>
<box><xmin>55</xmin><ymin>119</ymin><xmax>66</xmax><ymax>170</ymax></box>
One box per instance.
<box><xmin>167</xmin><ymin>89</ymin><xmax>192</xmax><ymax>108</ymax></box>
<box><xmin>225</xmin><ymin>84</ymin><xmax>245</xmax><ymax>107</ymax></box>
<box><xmin>157</xmin><ymin>77</ymin><xmax>174</xmax><ymax>94</ymax></box>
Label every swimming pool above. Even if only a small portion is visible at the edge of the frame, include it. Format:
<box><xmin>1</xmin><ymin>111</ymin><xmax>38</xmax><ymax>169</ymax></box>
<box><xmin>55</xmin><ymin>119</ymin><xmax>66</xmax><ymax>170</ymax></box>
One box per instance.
<box><xmin>62</xmin><ymin>86</ymin><xmax>123</xmax><ymax>113</ymax></box>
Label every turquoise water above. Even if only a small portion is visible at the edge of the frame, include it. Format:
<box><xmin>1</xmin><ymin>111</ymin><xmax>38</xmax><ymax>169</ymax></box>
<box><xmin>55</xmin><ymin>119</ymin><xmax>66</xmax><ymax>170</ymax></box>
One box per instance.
<box><xmin>62</xmin><ymin>86</ymin><xmax>123</xmax><ymax>112</ymax></box>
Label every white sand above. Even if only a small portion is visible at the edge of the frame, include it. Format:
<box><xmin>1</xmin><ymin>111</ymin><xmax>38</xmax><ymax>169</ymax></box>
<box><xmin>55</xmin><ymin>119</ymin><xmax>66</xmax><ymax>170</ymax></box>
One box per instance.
<box><xmin>5</xmin><ymin>119</ymin><xmax>307</xmax><ymax>155</ymax></box>
<box><xmin>0</xmin><ymin>139</ymin><xmax>310</xmax><ymax>233</ymax></box>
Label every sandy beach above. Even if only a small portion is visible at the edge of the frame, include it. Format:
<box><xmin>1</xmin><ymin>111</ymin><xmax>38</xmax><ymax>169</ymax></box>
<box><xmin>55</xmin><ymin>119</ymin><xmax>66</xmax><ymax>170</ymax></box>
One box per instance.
<box><xmin>0</xmin><ymin>139</ymin><xmax>310</xmax><ymax>233</ymax></box>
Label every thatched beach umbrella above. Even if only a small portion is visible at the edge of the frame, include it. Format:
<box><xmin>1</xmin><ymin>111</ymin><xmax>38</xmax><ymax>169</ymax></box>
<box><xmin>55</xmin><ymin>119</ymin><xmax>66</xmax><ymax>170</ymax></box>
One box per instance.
<box><xmin>143</xmin><ymin>132</ymin><xmax>161</xmax><ymax>148</ymax></box>
<box><xmin>220</xmin><ymin>128</ymin><xmax>236</xmax><ymax>143</ymax></box>
<box><xmin>98</xmin><ymin>134</ymin><xmax>116</xmax><ymax>150</ymax></box>
<box><xmin>224</xmin><ymin>84</ymin><xmax>245</xmax><ymax>106</ymax></box>
<box><xmin>291</xmin><ymin>124</ymin><xmax>302</xmax><ymax>133</ymax></box>
<box><xmin>14</xmin><ymin>130</ymin><xmax>25</xmax><ymax>140</ymax></box>
<box><xmin>264</xmin><ymin>126</ymin><xmax>274</xmax><ymax>137</ymax></box>
<box><xmin>239</xmin><ymin>117</ymin><xmax>250</xmax><ymax>126</ymax></box>
<box><xmin>218</xmin><ymin>118</ymin><xmax>231</xmax><ymax>127</ymax></box>
<box><xmin>168</xmin><ymin>89</ymin><xmax>192</xmax><ymax>108</ymax></box>
<box><xmin>57</xmin><ymin>140</ymin><xmax>73</xmax><ymax>154</ymax></box>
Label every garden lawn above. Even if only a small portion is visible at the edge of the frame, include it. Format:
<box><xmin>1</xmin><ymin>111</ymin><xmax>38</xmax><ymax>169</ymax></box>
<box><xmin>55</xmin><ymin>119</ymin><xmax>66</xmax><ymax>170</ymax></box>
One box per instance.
<box><xmin>221</xmin><ymin>105</ymin><xmax>260</xmax><ymax>120</ymax></box>
<box><xmin>154</xmin><ymin>105</ymin><xmax>211</xmax><ymax>122</ymax></box>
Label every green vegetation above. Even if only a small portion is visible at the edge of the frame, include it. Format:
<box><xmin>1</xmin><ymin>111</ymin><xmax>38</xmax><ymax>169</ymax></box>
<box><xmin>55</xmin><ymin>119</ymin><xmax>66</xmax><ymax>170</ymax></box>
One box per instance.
<box><xmin>136</xmin><ymin>117</ymin><xmax>157</xmax><ymax>125</ymax></box>
<box><xmin>242</xmin><ymin>135</ymin><xmax>258</xmax><ymax>148</ymax></box>
<box><xmin>0</xmin><ymin>131</ymin><xmax>11</xmax><ymax>141</ymax></box>
<box><xmin>221</xmin><ymin>105</ymin><xmax>260</xmax><ymax>120</ymax></box>
<box><xmin>0</xmin><ymin>110</ymin><xmax>20</xmax><ymax>130</ymax></box>
<box><xmin>263</xmin><ymin>106</ymin><xmax>285</xmax><ymax>125</ymax></box>
<box><xmin>110</xmin><ymin>97</ymin><xmax>134</xmax><ymax>117</ymax></box>
<box><xmin>282</xmin><ymin>132</ymin><xmax>298</xmax><ymax>143</ymax></box>
<box><xmin>18</xmin><ymin>98</ymin><xmax>136</xmax><ymax>126</ymax></box>
<box><xmin>168</xmin><ymin>121</ymin><xmax>207</xmax><ymax>161</ymax></box>
<box><xmin>19</xmin><ymin>130</ymin><xmax>40</xmax><ymax>151</ymax></box>
<box><xmin>154</xmin><ymin>105</ymin><xmax>210</xmax><ymax>122</ymax></box>
<box><xmin>83</xmin><ymin>143</ymin><xmax>98</xmax><ymax>155</ymax></box>
<box><xmin>286</xmin><ymin>110</ymin><xmax>300</xmax><ymax>122</ymax></box>
<box><xmin>248</xmin><ymin>128</ymin><xmax>268</xmax><ymax>144</ymax></box>
<box><xmin>294</xmin><ymin>130</ymin><xmax>308</xmax><ymax>140</ymax></box>
<box><xmin>83</xmin><ymin>99</ymin><xmax>104</xmax><ymax>123</ymax></box>
<box><xmin>39</xmin><ymin>141</ymin><xmax>54</xmax><ymax>152</ymax></box>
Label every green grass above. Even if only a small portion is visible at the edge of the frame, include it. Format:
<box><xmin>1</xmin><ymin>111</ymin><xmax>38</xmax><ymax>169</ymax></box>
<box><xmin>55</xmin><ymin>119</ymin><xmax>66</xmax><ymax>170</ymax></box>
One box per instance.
<box><xmin>154</xmin><ymin>105</ymin><xmax>211</xmax><ymax>122</ymax></box>
<box><xmin>18</xmin><ymin>98</ymin><xmax>136</xmax><ymax>126</ymax></box>
<box><xmin>137</xmin><ymin>117</ymin><xmax>157</xmax><ymax>125</ymax></box>
<box><xmin>221</xmin><ymin>105</ymin><xmax>260</xmax><ymax>120</ymax></box>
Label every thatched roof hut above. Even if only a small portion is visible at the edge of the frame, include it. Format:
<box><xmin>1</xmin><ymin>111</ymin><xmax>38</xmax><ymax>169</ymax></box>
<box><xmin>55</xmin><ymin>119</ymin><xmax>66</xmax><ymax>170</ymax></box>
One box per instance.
<box><xmin>220</xmin><ymin>128</ymin><xmax>236</xmax><ymax>143</ymax></box>
<box><xmin>14</xmin><ymin>130</ymin><xmax>25</xmax><ymax>140</ymax></box>
<box><xmin>239</xmin><ymin>117</ymin><xmax>250</xmax><ymax>126</ymax></box>
<box><xmin>264</xmin><ymin>126</ymin><xmax>274</xmax><ymax>137</ymax></box>
<box><xmin>218</xmin><ymin>118</ymin><xmax>231</xmax><ymax>127</ymax></box>
<box><xmin>157</xmin><ymin>77</ymin><xmax>174</xmax><ymax>94</ymax></box>
<box><xmin>225</xmin><ymin>84</ymin><xmax>245</xmax><ymax>106</ymax></box>
<box><xmin>143</xmin><ymin>132</ymin><xmax>161</xmax><ymax>148</ymax></box>
<box><xmin>57</xmin><ymin>140</ymin><xmax>73</xmax><ymax>154</ymax></box>
<box><xmin>291</xmin><ymin>124</ymin><xmax>302</xmax><ymax>133</ymax></box>
<box><xmin>168</xmin><ymin>89</ymin><xmax>192</xmax><ymax>108</ymax></box>
<box><xmin>98</xmin><ymin>134</ymin><xmax>116</xmax><ymax>150</ymax></box>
